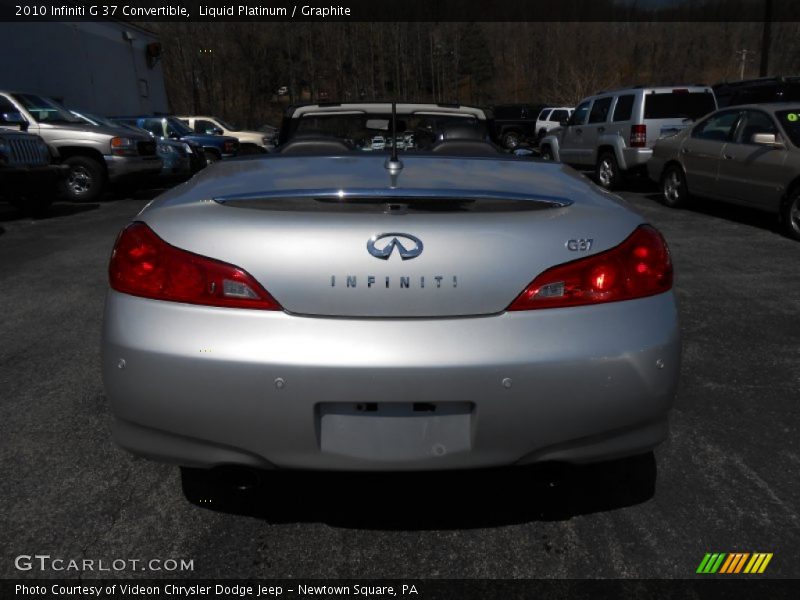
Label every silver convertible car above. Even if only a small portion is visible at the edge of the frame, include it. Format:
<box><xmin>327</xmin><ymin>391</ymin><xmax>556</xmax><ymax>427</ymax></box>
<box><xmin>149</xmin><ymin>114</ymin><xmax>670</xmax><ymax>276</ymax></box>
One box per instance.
<box><xmin>102</xmin><ymin>105</ymin><xmax>680</xmax><ymax>473</ymax></box>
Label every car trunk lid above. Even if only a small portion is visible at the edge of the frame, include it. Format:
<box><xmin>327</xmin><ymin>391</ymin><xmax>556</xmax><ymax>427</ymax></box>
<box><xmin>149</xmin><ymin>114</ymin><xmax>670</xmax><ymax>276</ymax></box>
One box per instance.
<box><xmin>143</xmin><ymin>191</ymin><xmax>640</xmax><ymax>317</ymax></box>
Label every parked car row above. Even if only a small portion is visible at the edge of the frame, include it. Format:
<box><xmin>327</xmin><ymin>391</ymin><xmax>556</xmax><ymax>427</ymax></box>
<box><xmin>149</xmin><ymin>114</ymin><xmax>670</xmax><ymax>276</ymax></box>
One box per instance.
<box><xmin>0</xmin><ymin>88</ymin><xmax>282</xmax><ymax>214</ymax></box>
<box><xmin>177</xmin><ymin>115</ymin><xmax>274</xmax><ymax>153</ymax></box>
<box><xmin>536</xmin><ymin>80</ymin><xmax>800</xmax><ymax>240</ymax></box>
<box><xmin>0</xmin><ymin>91</ymin><xmax>162</xmax><ymax>205</ymax></box>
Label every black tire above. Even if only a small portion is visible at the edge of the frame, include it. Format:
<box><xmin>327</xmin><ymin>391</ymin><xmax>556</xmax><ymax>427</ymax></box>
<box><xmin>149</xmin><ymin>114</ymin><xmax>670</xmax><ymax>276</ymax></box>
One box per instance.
<box><xmin>61</xmin><ymin>156</ymin><xmax>106</xmax><ymax>203</ymax></box>
<box><xmin>595</xmin><ymin>152</ymin><xmax>621</xmax><ymax>190</ymax></box>
<box><xmin>501</xmin><ymin>130</ymin><xmax>521</xmax><ymax>150</ymax></box>
<box><xmin>660</xmin><ymin>164</ymin><xmax>689</xmax><ymax>208</ymax></box>
<box><xmin>204</xmin><ymin>150</ymin><xmax>220</xmax><ymax>165</ymax></box>
<box><xmin>780</xmin><ymin>187</ymin><xmax>800</xmax><ymax>241</ymax></box>
<box><xmin>540</xmin><ymin>146</ymin><xmax>554</xmax><ymax>161</ymax></box>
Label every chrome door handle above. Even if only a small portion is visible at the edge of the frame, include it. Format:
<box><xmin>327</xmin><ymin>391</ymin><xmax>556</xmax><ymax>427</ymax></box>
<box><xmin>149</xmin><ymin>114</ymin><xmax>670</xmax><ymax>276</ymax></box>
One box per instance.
<box><xmin>598</xmin><ymin>127</ymin><xmax>605</xmax><ymax>133</ymax></box>
<box><xmin>576</xmin><ymin>128</ymin><xmax>583</xmax><ymax>134</ymax></box>
<box><xmin>681</xmin><ymin>147</ymin><xmax>690</xmax><ymax>155</ymax></box>
<box><xmin>723</xmin><ymin>154</ymin><xmax>734</xmax><ymax>160</ymax></box>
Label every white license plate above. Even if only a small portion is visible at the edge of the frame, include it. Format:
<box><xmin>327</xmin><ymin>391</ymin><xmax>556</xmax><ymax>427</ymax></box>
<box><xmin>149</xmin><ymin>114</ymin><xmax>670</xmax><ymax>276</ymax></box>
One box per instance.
<box><xmin>319</xmin><ymin>402</ymin><xmax>473</xmax><ymax>461</ymax></box>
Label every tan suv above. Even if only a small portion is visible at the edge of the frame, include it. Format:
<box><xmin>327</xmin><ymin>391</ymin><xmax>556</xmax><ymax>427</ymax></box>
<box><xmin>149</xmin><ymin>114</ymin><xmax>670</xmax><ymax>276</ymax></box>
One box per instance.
<box><xmin>648</xmin><ymin>104</ymin><xmax>800</xmax><ymax>240</ymax></box>
<box><xmin>177</xmin><ymin>116</ymin><xmax>271</xmax><ymax>153</ymax></box>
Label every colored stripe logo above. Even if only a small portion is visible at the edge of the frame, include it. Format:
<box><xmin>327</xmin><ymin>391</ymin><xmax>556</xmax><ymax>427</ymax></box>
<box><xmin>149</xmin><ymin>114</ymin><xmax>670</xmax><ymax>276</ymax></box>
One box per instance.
<box><xmin>697</xmin><ymin>553</ymin><xmax>773</xmax><ymax>574</ymax></box>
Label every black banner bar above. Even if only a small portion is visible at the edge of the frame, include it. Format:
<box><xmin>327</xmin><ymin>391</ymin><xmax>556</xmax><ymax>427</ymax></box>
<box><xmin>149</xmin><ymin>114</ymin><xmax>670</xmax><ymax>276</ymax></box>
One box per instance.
<box><xmin>3</xmin><ymin>579</ymin><xmax>800</xmax><ymax>600</ymax></box>
<box><xmin>1</xmin><ymin>0</ymin><xmax>799</xmax><ymax>22</ymax></box>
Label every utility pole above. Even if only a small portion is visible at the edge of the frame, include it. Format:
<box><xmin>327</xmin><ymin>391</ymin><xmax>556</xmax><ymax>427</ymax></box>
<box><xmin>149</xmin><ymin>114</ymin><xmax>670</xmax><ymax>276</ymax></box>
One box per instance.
<box><xmin>759</xmin><ymin>0</ymin><xmax>773</xmax><ymax>76</ymax></box>
<box><xmin>736</xmin><ymin>49</ymin><xmax>753</xmax><ymax>80</ymax></box>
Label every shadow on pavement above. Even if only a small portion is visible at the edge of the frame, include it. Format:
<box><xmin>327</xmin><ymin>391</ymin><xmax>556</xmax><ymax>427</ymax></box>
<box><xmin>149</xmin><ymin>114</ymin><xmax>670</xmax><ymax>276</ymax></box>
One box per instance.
<box><xmin>0</xmin><ymin>201</ymin><xmax>100</xmax><ymax>222</ymax></box>
<box><xmin>644</xmin><ymin>192</ymin><xmax>783</xmax><ymax>235</ymax></box>
<box><xmin>180</xmin><ymin>453</ymin><xmax>657</xmax><ymax>529</ymax></box>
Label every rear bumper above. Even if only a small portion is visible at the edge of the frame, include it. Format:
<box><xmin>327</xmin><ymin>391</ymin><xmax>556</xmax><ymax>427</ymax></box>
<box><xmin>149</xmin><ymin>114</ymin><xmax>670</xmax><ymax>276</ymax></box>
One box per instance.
<box><xmin>104</xmin><ymin>155</ymin><xmax>163</xmax><ymax>182</ymax></box>
<box><xmin>102</xmin><ymin>291</ymin><xmax>681</xmax><ymax>471</ymax></box>
<box><xmin>620</xmin><ymin>147</ymin><xmax>653</xmax><ymax>171</ymax></box>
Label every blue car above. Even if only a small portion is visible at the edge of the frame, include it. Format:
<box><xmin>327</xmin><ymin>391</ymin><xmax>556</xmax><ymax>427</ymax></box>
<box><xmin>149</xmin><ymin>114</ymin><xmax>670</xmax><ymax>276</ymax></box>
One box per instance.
<box><xmin>113</xmin><ymin>116</ymin><xmax>239</xmax><ymax>165</ymax></box>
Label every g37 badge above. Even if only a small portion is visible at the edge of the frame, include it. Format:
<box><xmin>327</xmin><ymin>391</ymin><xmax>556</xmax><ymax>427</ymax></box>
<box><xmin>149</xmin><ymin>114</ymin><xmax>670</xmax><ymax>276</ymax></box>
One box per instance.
<box><xmin>566</xmin><ymin>238</ymin><xmax>594</xmax><ymax>251</ymax></box>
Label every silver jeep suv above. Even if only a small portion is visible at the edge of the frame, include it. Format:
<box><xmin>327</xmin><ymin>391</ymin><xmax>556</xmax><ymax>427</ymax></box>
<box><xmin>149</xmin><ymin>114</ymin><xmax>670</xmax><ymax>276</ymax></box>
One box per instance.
<box><xmin>539</xmin><ymin>85</ymin><xmax>717</xmax><ymax>189</ymax></box>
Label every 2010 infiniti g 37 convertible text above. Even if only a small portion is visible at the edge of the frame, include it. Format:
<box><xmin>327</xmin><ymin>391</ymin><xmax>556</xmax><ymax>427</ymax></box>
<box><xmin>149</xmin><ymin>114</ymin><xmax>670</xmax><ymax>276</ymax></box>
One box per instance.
<box><xmin>102</xmin><ymin>108</ymin><xmax>680</xmax><ymax>472</ymax></box>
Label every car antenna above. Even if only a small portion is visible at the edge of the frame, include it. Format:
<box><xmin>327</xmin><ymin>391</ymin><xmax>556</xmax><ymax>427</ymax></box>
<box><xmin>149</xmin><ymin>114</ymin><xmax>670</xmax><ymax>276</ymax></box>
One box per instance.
<box><xmin>385</xmin><ymin>101</ymin><xmax>403</xmax><ymax>171</ymax></box>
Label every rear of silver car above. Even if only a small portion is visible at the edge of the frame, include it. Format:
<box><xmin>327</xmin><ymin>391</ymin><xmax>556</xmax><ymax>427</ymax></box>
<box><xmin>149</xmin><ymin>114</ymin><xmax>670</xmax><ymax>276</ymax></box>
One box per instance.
<box><xmin>102</xmin><ymin>156</ymin><xmax>680</xmax><ymax>471</ymax></box>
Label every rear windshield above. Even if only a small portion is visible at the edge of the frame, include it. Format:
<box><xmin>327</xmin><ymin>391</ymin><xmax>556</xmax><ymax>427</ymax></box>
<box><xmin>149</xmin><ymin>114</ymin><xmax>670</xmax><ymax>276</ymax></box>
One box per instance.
<box><xmin>644</xmin><ymin>92</ymin><xmax>716</xmax><ymax>120</ymax></box>
<box><xmin>294</xmin><ymin>113</ymin><xmax>487</xmax><ymax>151</ymax></box>
<box><xmin>776</xmin><ymin>110</ymin><xmax>800</xmax><ymax>147</ymax></box>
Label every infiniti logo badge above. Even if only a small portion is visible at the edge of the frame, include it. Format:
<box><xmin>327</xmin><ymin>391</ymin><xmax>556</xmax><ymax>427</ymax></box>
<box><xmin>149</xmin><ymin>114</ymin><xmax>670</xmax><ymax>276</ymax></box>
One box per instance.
<box><xmin>367</xmin><ymin>233</ymin><xmax>423</xmax><ymax>260</ymax></box>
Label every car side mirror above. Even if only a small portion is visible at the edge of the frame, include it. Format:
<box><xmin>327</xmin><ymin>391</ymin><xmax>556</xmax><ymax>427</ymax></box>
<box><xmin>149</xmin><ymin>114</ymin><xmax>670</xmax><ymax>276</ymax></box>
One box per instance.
<box><xmin>205</xmin><ymin>127</ymin><xmax>223</xmax><ymax>135</ymax></box>
<box><xmin>560</xmin><ymin>119</ymin><xmax>570</xmax><ymax>127</ymax></box>
<box><xmin>751</xmin><ymin>132</ymin><xmax>784</xmax><ymax>148</ymax></box>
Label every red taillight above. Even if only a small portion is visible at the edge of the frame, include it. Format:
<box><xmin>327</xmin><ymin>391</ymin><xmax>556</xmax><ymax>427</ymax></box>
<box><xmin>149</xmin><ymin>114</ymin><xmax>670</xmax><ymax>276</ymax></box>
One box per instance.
<box><xmin>508</xmin><ymin>225</ymin><xmax>672</xmax><ymax>311</ymax></box>
<box><xmin>630</xmin><ymin>124</ymin><xmax>647</xmax><ymax>147</ymax></box>
<box><xmin>108</xmin><ymin>222</ymin><xmax>281</xmax><ymax>310</ymax></box>
<box><xmin>224</xmin><ymin>141</ymin><xmax>236</xmax><ymax>153</ymax></box>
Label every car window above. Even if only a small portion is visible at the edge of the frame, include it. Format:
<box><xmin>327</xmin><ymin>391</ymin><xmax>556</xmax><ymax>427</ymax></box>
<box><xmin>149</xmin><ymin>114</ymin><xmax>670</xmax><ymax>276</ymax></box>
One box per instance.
<box><xmin>737</xmin><ymin>110</ymin><xmax>778</xmax><ymax>144</ymax></box>
<box><xmin>550</xmin><ymin>109</ymin><xmax>568</xmax><ymax>122</ymax></box>
<box><xmin>570</xmin><ymin>101</ymin><xmax>591</xmax><ymax>126</ymax></box>
<box><xmin>142</xmin><ymin>119</ymin><xmax>166</xmax><ymax>137</ymax></box>
<box><xmin>493</xmin><ymin>106</ymin><xmax>518</xmax><ymax>119</ymax></box>
<box><xmin>292</xmin><ymin>112</ymin><xmax>485</xmax><ymax>151</ymax></box>
<box><xmin>776</xmin><ymin>109</ymin><xmax>800</xmax><ymax>147</ymax></box>
<box><xmin>612</xmin><ymin>95</ymin><xmax>635</xmax><ymax>122</ymax></box>
<box><xmin>0</xmin><ymin>96</ymin><xmax>21</xmax><ymax>122</ymax></box>
<box><xmin>780</xmin><ymin>83</ymin><xmax>800</xmax><ymax>102</ymax></box>
<box><xmin>166</xmin><ymin>117</ymin><xmax>194</xmax><ymax>137</ymax></box>
<box><xmin>692</xmin><ymin>111</ymin><xmax>741</xmax><ymax>142</ymax></box>
<box><xmin>11</xmin><ymin>93</ymin><xmax>82</xmax><ymax>124</ymax></box>
<box><xmin>195</xmin><ymin>119</ymin><xmax>216</xmax><ymax>133</ymax></box>
<box><xmin>537</xmin><ymin>109</ymin><xmax>551</xmax><ymax>121</ymax></box>
<box><xmin>588</xmin><ymin>97</ymin><xmax>612</xmax><ymax>124</ymax></box>
<box><xmin>735</xmin><ymin>85</ymin><xmax>779</xmax><ymax>105</ymax></box>
<box><xmin>645</xmin><ymin>91</ymin><xmax>716</xmax><ymax>120</ymax></box>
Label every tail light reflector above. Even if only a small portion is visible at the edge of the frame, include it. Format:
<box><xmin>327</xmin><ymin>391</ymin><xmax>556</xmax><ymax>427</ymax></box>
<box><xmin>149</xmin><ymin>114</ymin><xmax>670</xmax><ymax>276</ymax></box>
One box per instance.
<box><xmin>508</xmin><ymin>225</ymin><xmax>672</xmax><ymax>311</ymax></box>
<box><xmin>109</xmin><ymin>222</ymin><xmax>281</xmax><ymax>310</ymax></box>
<box><xmin>630</xmin><ymin>124</ymin><xmax>647</xmax><ymax>147</ymax></box>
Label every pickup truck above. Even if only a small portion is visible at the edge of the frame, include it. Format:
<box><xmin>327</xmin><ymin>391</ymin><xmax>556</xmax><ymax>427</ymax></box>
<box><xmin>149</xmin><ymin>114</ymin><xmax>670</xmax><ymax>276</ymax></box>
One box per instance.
<box><xmin>489</xmin><ymin>103</ymin><xmax>548</xmax><ymax>149</ymax></box>
<box><xmin>0</xmin><ymin>92</ymin><xmax>162</xmax><ymax>202</ymax></box>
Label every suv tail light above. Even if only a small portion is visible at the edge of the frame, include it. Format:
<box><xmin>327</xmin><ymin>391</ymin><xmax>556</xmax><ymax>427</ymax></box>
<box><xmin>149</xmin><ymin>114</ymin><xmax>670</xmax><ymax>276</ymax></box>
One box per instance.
<box><xmin>508</xmin><ymin>225</ymin><xmax>672</xmax><ymax>311</ymax></box>
<box><xmin>630</xmin><ymin>124</ymin><xmax>647</xmax><ymax>147</ymax></box>
<box><xmin>223</xmin><ymin>141</ymin><xmax>237</xmax><ymax>153</ymax></box>
<box><xmin>109</xmin><ymin>222</ymin><xmax>281</xmax><ymax>310</ymax></box>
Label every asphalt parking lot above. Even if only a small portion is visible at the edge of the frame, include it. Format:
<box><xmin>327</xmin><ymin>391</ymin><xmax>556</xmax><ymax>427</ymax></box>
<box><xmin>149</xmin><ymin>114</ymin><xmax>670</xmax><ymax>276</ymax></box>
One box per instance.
<box><xmin>1</xmin><ymin>180</ymin><xmax>798</xmax><ymax>580</ymax></box>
